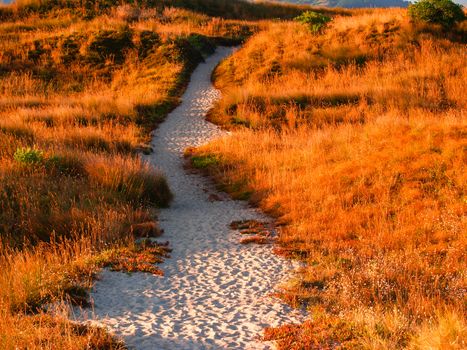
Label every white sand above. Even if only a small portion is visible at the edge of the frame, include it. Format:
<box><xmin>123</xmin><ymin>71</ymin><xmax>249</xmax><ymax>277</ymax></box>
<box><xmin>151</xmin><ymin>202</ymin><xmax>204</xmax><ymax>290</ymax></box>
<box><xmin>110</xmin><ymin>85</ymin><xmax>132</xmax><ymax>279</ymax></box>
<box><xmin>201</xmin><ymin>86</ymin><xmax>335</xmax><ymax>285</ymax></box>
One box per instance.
<box><xmin>84</xmin><ymin>47</ymin><xmax>304</xmax><ymax>349</ymax></box>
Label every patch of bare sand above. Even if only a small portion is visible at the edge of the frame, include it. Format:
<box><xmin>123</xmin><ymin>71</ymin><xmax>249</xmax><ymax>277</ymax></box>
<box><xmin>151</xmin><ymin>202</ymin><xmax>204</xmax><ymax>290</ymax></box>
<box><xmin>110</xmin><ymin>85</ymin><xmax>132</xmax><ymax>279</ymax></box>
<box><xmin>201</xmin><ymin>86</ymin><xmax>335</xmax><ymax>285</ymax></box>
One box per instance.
<box><xmin>83</xmin><ymin>47</ymin><xmax>304</xmax><ymax>350</ymax></box>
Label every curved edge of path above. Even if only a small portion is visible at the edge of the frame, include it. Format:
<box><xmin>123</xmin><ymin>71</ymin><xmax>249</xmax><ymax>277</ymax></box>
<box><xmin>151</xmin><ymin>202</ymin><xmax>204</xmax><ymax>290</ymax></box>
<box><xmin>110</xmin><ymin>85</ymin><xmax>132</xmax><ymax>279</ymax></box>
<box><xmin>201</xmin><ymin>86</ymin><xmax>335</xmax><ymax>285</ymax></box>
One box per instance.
<box><xmin>82</xmin><ymin>46</ymin><xmax>304</xmax><ymax>350</ymax></box>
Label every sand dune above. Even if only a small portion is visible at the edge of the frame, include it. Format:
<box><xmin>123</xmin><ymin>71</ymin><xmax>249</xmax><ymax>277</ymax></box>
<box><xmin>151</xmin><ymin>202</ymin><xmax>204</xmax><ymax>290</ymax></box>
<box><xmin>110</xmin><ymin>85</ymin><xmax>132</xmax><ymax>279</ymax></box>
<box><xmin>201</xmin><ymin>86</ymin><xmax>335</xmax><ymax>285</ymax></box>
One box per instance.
<box><xmin>82</xmin><ymin>47</ymin><xmax>303</xmax><ymax>350</ymax></box>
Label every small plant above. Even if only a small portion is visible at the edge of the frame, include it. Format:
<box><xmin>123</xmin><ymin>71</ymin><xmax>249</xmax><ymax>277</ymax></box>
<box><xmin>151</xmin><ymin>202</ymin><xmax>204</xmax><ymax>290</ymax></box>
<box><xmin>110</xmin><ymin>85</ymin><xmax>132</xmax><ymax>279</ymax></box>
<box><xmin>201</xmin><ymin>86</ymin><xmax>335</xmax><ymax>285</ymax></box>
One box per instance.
<box><xmin>295</xmin><ymin>11</ymin><xmax>332</xmax><ymax>34</ymax></box>
<box><xmin>99</xmin><ymin>241</ymin><xmax>171</xmax><ymax>276</ymax></box>
<box><xmin>191</xmin><ymin>155</ymin><xmax>219</xmax><ymax>169</ymax></box>
<box><xmin>14</xmin><ymin>147</ymin><xmax>44</xmax><ymax>164</ymax></box>
<box><xmin>239</xmin><ymin>236</ymin><xmax>270</xmax><ymax>245</ymax></box>
<box><xmin>408</xmin><ymin>0</ymin><xmax>465</xmax><ymax>28</ymax></box>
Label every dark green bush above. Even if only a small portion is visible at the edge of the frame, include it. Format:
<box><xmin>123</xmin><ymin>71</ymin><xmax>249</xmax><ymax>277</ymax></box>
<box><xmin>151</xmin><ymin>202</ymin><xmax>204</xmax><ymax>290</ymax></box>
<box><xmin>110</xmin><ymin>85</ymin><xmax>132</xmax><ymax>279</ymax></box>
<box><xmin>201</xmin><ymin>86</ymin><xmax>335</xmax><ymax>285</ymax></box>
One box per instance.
<box><xmin>294</xmin><ymin>11</ymin><xmax>332</xmax><ymax>33</ymax></box>
<box><xmin>187</xmin><ymin>34</ymin><xmax>216</xmax><ymax>56</ymax></box>
<box><xmin>408</xmin><ymin>0</ymin><xmax>465</xmax><ymax>28</ymax></box>
<box><xmin>191</xmin><ymin>155</ymin><xmax>219</xmax><ymax>169</ymax></box>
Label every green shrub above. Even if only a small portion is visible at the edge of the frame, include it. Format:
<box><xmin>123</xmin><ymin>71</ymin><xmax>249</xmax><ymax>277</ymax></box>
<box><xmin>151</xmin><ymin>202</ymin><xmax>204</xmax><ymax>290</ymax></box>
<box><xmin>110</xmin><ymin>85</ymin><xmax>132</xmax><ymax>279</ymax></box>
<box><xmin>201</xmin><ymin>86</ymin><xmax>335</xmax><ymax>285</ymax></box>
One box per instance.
<box><xmin>14</xmin><ymin>147</ymin><xmax>44</xmax><ymax>164</ymax></box>
<box><xmin>408</xmin><ymin>0</ymin><xmax>465</xmax><ymax>28</ymax></box>
<box><xmin>187</xmin><ymin>34</ymin><xmax>216</xmax><ymax>56</ymax></box>
<box><xmin>191</xmin><ymin>155</ymin><xmax>219</xmax><ymax>169</ymax></box>
<box><xmin>294</xmin><ymin>11</ymin><xmax>332</xmax><ymax>34</ymax></box>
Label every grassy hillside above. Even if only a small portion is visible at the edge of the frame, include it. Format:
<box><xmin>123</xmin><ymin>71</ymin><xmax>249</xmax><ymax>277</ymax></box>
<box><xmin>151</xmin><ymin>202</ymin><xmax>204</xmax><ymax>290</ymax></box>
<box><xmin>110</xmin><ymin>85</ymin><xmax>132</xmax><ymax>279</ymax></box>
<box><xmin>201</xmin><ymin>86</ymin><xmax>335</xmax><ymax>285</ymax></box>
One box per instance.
<box><xmin>0</xmin><ymin>1</ymin><xmax>281</xmax><ymax>348</ymax></box>
<box><xmin>1</xmin><ymin>0</ymin><xmax>465</xmax><ymax>348</ymax></box>
<box><xmin>1</xmin><ymin>0</ymin><xmax>309</xmax><ymax>20</ymax></box>
<box><xmin>194</xmin><ymin>8</ymin><xmax>466</xmax><ymax>349</ymax></box>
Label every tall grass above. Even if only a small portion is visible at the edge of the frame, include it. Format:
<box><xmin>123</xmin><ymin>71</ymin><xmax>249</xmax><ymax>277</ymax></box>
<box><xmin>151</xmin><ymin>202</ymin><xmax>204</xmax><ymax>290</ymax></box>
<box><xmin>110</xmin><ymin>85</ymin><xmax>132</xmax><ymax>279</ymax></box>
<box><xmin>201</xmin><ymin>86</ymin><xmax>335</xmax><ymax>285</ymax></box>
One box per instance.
<box><xmin>0</xmin><ymin>2</ymin><xmax>264</xmax><ymax>347</ymax></box>
<box><xmin>3</xmin><ymin>0</ymin><xmax>350</xmax><ymax>20</ymax></box>
<box><xmin>198</xmin><ymin>10</ymin><xmax>467</xmax><ymax>349</ymax></box>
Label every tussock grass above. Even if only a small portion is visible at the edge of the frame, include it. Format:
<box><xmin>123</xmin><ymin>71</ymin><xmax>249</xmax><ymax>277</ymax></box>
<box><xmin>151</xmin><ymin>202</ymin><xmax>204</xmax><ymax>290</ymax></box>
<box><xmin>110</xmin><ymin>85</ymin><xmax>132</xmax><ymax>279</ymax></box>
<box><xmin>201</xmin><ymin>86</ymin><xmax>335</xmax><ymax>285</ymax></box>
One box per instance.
<box><xmin>0</xmin><ymin>312</ymin><xmax>126</xmax><ymax>349</ymax></box>
<box><xmin>198</xmin><ymin>9</ymin><xmax>467</xmax><ymax>349</ymax></box>
<box><xmin>212</xmin><ymin>12</ymin><xmax>465</xmax><ymax>130</ymax></box>
<box><xmin>0</xmin><ymin>0</ymin><xmax>287</xmax><ymax>347</ymax></box>
<box><xmin>2</xmin><ymin>0</ymin><xmax>349</xmax><ymax>21</ymax></box>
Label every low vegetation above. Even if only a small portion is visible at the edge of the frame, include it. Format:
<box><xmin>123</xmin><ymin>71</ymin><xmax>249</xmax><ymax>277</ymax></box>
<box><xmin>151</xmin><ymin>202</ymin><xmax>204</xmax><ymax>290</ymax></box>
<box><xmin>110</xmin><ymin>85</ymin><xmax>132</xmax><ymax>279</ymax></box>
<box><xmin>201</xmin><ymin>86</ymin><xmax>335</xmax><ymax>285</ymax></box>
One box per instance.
<box><xmin>408</xmin><ymin>0</ymin><xmax>466</xmax><ymax>28</ymax></box>
<box><xmin>0</xmin><ymin>0</ymin><xmax>286</xmax><ymax>347</ymax></box>
<box><xmin>294</xmin><ymin>10</ymin><xmax>332</xmax><ymax>33</ymax></box>
<box><xmin>2</xmin><ymin>0</ymin><xmax>465</xmax><ymax>348</ymax></box>
<box><xmin>195</xmin><ymin>5</ymin><xmax>466</xmax><ymax>349</ymax></box>
<box><xmin>277</xmin><ymin>0</ymin><xmax>409</xmax><ymax>8</ymax></box>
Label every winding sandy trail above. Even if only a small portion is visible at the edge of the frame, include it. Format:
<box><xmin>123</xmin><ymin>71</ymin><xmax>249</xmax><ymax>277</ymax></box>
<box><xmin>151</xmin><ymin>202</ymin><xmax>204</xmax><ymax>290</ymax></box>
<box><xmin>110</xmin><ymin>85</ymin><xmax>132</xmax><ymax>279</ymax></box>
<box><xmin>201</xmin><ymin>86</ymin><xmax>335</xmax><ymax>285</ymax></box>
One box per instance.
<box><xmin>86</xmin><ymin>47</ymin><xmax>303</xmax><ymax>349</ymax></box>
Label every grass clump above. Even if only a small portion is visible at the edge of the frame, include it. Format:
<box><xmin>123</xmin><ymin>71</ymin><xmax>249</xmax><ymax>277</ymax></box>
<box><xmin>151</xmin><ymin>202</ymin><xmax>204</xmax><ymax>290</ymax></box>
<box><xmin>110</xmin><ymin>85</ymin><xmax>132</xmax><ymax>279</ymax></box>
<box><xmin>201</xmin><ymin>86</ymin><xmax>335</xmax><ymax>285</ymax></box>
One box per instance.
<box><xmin>0</xmin><ymin>312</ymin><xmax>126</xmax><ymax>350</ymax></box>
<box><xmin>264</xmin><ymin>314</ymin><xmax>367</xmax><ymax>350</ymax></box>
<box><xmin>191</xmin><ymin>154</ymin><xmax>219</xmax><ymax>169</ymax></box>
<box><xmin>86</xmin><ymin>156</ymin><xmax>172</xmax><ymax>207</ymax></box>
<box><xmin>45</xmin><ymin>153</ymin><xmax>86</xmax><ymax>177</ymax></box>
<box><xmin>98</xmin><ymin>240</ymin><xmax>171</xmax><ymax>276</ymax></box>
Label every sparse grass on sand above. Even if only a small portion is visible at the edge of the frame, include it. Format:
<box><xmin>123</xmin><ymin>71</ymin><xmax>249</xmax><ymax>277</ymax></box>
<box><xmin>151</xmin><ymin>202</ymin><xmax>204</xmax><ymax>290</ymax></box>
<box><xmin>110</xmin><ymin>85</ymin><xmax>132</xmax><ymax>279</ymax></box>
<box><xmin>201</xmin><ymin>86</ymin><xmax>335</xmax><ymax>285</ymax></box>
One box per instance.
<box><xmin>194</xmin><ymin>9</ymin><xmax>467</xmax><ymax>349</ymax></box>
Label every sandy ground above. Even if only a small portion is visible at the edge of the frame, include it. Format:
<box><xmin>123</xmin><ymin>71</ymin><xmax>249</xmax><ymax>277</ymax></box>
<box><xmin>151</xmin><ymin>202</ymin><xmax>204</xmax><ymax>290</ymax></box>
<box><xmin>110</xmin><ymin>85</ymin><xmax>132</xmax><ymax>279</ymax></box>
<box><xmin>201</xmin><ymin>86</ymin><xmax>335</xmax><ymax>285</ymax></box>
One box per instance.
<box><xmin>83</xmin><ymin>47</ymin><xmax>303</xmax><ymax>350</ymax></box>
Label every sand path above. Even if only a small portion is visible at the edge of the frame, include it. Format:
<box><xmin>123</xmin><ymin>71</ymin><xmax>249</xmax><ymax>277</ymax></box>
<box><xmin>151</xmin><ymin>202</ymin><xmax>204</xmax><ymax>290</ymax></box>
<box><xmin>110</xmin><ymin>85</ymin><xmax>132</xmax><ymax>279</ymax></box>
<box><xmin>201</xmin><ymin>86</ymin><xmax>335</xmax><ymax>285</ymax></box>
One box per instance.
<box><xmin>86</xmin><ymin>47</ymin><xmax>303</xmax><ymax>349</ymax></box>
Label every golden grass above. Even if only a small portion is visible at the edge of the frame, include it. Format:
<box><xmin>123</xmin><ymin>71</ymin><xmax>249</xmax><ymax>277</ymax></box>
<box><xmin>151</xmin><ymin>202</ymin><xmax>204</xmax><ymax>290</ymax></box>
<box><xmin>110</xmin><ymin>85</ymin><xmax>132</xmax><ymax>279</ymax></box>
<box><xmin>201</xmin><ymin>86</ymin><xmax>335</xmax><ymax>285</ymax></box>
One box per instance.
<box><xmin>0</xmin><ymin>312</ymin><xmax>126</xmax><ymax>349</ymax></box>
<box><xmin>197</xmin><ymin>10</ymin><xmax>467</xmax><ymax>349</ymax></box>
<box><xmin>211</xmin><ymin>13</ymin><xmax>466</xmax><ymax>129</ymax></box>
<box><xmin>0</xmin><ymin>2</ymin><xmax>265</xmax><ymax>347</ymax></box>
<box><xmin>2</xmin><ymin>1</ymin><xmax>466</xmax><ymax>347</ymax></box>
<box><xmin>2</xmin><ymin>0</ymin><xmax>350</xmax><ymax>22</ymax></box>
<box><xmin>0</xmin><ymin>235</ymin><xmax>128</xmax><ymax>349</ymax></box>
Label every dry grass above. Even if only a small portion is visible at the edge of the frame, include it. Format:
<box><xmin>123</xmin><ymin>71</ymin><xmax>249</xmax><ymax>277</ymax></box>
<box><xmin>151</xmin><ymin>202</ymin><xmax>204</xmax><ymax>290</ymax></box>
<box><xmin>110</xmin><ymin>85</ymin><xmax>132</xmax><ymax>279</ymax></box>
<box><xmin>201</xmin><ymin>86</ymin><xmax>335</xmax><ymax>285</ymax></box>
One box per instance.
<box><xmin>0</xmin><ymin>312</ymin><xmax>126</xmax><ymax>350</ymax></box>
<box><xmin>3</xmin><ymin>0</ymin><xmax>466</xmax><ymax>347</ymax></box>
<box><xmin>196</xmin><ymin>9</ymin><xmax>467</xmax><ymax>349</ymax></box>
<box><xmin>3</xmin><ymin>0</ymin><xmax>349</xmax><ymax>21</ymax></box>
<box><xmin>0</xmin><ymin>235</ymin><xmax>125</xmax><ymax>349</ymax></box>
<box><xmin>0</xmin><ymin>1</ymin><xmax>273</xmax><ymax>347</ymax></box>
<box><xmin>211</xmin><ymin>11</ymin><xmax>465</xmax><ymax>129</ymax></box>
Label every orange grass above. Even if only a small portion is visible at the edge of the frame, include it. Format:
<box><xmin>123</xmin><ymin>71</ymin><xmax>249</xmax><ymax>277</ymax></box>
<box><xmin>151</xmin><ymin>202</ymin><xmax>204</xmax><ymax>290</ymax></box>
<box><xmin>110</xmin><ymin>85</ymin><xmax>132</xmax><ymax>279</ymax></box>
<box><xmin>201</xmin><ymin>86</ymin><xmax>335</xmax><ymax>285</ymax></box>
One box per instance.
<box><xmin>0</xmin><ymin>2</ymin><xmax>266</xmax><ymax>347</ymax></box>
<box><xmin>0</xmin><ymin>235</ymin><xmax>126</xmax><ymax>349</ymax></box>
<box><xmin>198</xmin><ymin>9</ymin><xmax>467</xmax><ymax>349</ymax></box>
<box><xmin>0</xmin><ymin>312</ymin><xmax>126</xmax><ymax>350</ymax></box>
<box><xmin>211</xmin><ymin>11</ymin><xmax>465</xmax><ymax>130</ymax></box>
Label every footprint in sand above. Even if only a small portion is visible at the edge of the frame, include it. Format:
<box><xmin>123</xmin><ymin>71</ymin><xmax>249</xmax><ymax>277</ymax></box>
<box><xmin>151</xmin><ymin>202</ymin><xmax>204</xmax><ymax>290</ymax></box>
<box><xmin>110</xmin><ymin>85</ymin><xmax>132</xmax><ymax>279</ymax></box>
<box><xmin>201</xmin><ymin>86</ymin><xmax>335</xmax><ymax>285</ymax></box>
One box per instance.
<box><xmin>81</xmin><ymin>47</ymin><xmax>304</xmax><ymax>350</ymax></box>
